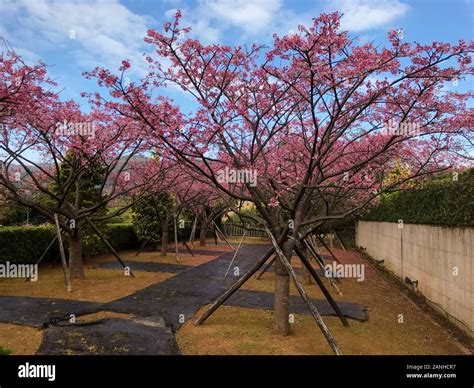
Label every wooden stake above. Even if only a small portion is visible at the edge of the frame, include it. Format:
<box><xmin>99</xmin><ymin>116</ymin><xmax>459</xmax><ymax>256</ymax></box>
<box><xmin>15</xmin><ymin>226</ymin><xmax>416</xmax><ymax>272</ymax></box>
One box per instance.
<box><xmin>34</xmin><ymin>235</ymin><xmax>57</xmax><ymax>267</ymax></box>
<box><xmin>255</xmin><ymin>256</ymin><xmax>276</xmax><ymax>279</ymax></box>
<box><xmin>304</xmin><ymin>237</ymin><xmax>342</xmax><ymax>295</ymax></box>
<box><xmin>54</xmin><ymin>214</ymin><xmax>72</xmax><ymax>292</ymax></box>
<box><xmin>213</xmin><ymin>221</ymin><xmax>234</xmax><ymax>250</ymax></box>
<box><xmin>47</xmin><ymin>254</ymin><xmax>60</xmax><ymax>269</ymax></box>
<box><xmin>316</xmin><ymin>234</ymin><xmax>341</xmax><ymax>264</ymax></box>
<box><xmin>265</xmin><ymin>227</ymin><xmax>343</xmax><ymax>355</ymax></box>
<box><xmin>194</xmin><ymin>247</ymin><xmax>275</xmax><ymax>325</ymax></box>
<box><xmin>136</xmin><ymin>232</ymin><xmax>160</xmax><ymax>256</ymax></box>
<box><xmin>213</xmin><ymin>223</ymin><xmax>218</xmax><ymax>245</ymax></box>
<box><xmin>329</xmin><ymin>232</ymin><xmax>334</xmax><ymax>249</ymax></box>
<box><xmin>294</xmin><ymin>245</ymin><xmax>349</xmax><ymax>327</ymax></box>
<box><xmin>333</xmin><ymin>229</ymin><xmax>347</xmax><ymax>251</ymax></box>
<box><xmin>183</xmin><ymin>240</ymin><xmax>195</xmax><ymax>256</ymax></box>
<box><xmin>173</xmin><ymin>213</ymin><xmax>180</xmax><ymax>263</ymax></box>
<box><xmin>189</xmin><ymin>217</ymin><xmax>197</xmax><ymax>249</ymax></box>
<box><xmin>86</xmin><ymin>218</ymin><xmax>135</xmax><ymax>277</ymax></box>
<box><xmin>303</xmin><ymin>237</ymin><xmax>325</xmax><ymax>269</ymax></box>
<box><xmin>224</xmin><ymin>231</ymin><xmax>246</xmax><ymax>278</ymax></box>
<box><xmin>26</xmin><ymin>234</ymin><xmax>58</xmax><ymax>282</ymax></box>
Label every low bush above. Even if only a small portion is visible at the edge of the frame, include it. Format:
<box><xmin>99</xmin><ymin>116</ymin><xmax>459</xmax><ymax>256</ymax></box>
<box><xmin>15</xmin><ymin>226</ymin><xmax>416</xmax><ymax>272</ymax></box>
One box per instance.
<box><xmin>83</xmin><ymin>223</ymin><xmax>139</xmax><ymax>255</ymax></box>
<box><xmin>0</xmin><ymin>225</ymin><xmax>56</xmax><ymax>264</ymax></box>
<box><xmin>0</xmin><ymin>223</ymin><xmax>138</xmax><ymax>264</ymax></box>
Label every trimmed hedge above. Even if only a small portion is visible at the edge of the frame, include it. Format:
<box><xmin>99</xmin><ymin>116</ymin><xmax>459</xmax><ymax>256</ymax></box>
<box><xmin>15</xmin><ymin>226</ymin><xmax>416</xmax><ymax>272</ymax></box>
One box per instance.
<box><xmin>83</xmin><ymin>223</ymin><xmax>139</xmax><ymax>255</ymax></box>
<box><xmin>0</xmin><ymin>225</ymin><xmax>57</xmax><ymax>264</ymax></box>
<box><xmin>0</xmin><ymin>223</ymin><xmax>138</xmax><ymax>264</ymax></box>
<box><xmin>363</xmin><ymin>169</ymin><xmax>474</xmax><ymax>227</ymax></box>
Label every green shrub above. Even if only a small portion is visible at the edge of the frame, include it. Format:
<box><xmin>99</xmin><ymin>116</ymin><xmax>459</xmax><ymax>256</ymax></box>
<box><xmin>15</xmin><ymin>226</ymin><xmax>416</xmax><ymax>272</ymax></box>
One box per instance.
<box><xmin>0</xmin><ymin>225</ymin><xmax>57</xmax><ymax>264</ymax></box>
<box><xmin>0</xmin><ymin>223</ymin><xmax>138</xmax><ymax>264</ymax></box>
<box><xmin>83</xmin><ymin>223</ymin><xmax>139</xmax><ymax>255</ymax></box>
<box><xmin>363</xmin><ymin>169</ymin><xmax>474</xmax><ymax>227</ymax></box>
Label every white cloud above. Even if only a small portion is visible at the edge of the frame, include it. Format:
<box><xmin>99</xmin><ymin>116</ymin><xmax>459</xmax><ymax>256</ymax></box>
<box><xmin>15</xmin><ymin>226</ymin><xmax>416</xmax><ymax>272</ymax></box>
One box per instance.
<box><xmin>170</xmin><ymin>0</ymin><xmax>284</xmax><ymax>43</ymax></box>
<box><xmin>326</xmin><ymin>0</ymin><xmax>409</xmax><ymax>32</ymax></box>
<box><xmin>0</xmin><ymin>0</ymin><xmax>410</xmax><ymax>81</ymax></box>
<box><xmin>173</xmin><ymin>0</ymin><xmax>408</xmax><ymax>44</ymax></box>
<box><xmin>1</xmin><ymin>0</ymin><xmax>155</xmax><ymax>77</ymax></box>
<box><xmin>203</xmin><ymin>0</ymin><xmax>283</xmax><ymax>34</ymax></box>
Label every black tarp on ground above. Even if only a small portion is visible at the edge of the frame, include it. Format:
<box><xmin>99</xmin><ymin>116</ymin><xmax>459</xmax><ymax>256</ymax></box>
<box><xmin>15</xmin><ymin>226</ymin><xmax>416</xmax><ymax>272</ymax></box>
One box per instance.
<box><xmin>176</xmin><ymin>247</ymin><xmax>231</xmax><ymax>256</ymax></box>
<box><xmin>0</xmin><ymin>244</ymin><xmax>369</xmax><ymax>355</ymax></box>
<box><xmin>0</xmin><ymin>296</ymin><xmax>101</xmax><ymax>327</ymax></box>
<box><xmin>37</xmin><ymin>317</ymin><xmax>180</xmax><ymax>355</ymax></box>
<box><xmin>225</xmin><ymin>289</ymin><xmax>368</xmax><ymax>321</ymax></box>
<box><xmin>0</xmin><ymin>245</ymin><xmax>269</xmax><ymax>331</ymax></box>
<box><xmin>140</xmin><ymin>247</ymin><xmax>230</xmax><ymax>256</ymax></box>
<box><xmin>98</xmin><ymin>261</ymin><xmax>191</xmax><ymax>274</ymax></box>
<box><xmin>101</xmin><ymin>244</ymin><xmax>271</xmax><ymax>331</ymax></box>
<box><xmin>264</xmin><ymin>266</ymin><xmax>327</xmax><ymax>277</ymax></box>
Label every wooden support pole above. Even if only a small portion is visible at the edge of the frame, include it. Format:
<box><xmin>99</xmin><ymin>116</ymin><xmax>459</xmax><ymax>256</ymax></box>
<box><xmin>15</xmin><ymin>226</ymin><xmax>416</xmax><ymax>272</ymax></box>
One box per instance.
<box><xmin>255</xmin><ymin>256</ymin><xmax>276</xmax><ymax>279</ymax></box>
<box><xmin>304</xmin><ymin>237</ymin><xmax>343</xmax><ymax>295</ymax></box>
<box><xmin>316</xmin><ymin>234</ymin><xmax>341</xmax><ymax>264</ymax></box>
<box><xmin>136</xmin><ymin>238</ymin><xmax>150</xmax><ymax>256</ymax></box>
<box><xmin>294</xmin><ymin>245</ymin><xmax>349</xmax><ymax>327</ymax></box>
<box><xmin>26</xmin><ymin>235</ymin><xmax>58</xmax><ymax>281</ymax></box>
<box><xmin>86</xmin><ymin>218</ymin><xmax>135</xmax><ymax>277</ymax></box>
<box><xmin>213</xmin><ymin>221</ymin><xmax>234</xmax><ymax>250</ymax></box>
<box><xmin>213</xmin><ymin>223</ymin><xmax>218</xmax><ymax>245</ymax></box>
<box><xmin>47</xmin><ymin>253</ymin><xmax>60</xmax><ymax>269</ymax></box>
<box><xmin>309</xmin><ymin>234</ymin><xmax>318</xmax><ymax>253</ymax></box>
<box><xmin>194</xmin><ymin>247</ymin><xmax>275</xmax><ymax>325</ymax></box>
<box><xmin>333</xmin><ymin>229</ymin><xmax>347</xmax><ymax>251</ymax></box>
<box><xmin>265</xmin><ymin>227</ymin><xmax>343</xmax><ymax>355</ymax></box>
<box><xmin>303</xmin><ymin>237</ymin><xmax>325</xmax><ymax>269</ymax></box>
<box><xmin>224</xmin><ymin>231</ymin><xmax>246</xmax><ymax>278</ymax></box>
<box><xmin>35</xmin><ymin>235</ymin><xmax>57</xmax><ymax>266</ymax></box>
<box><xmin>183</xmin><ymin>240</ymin><xmax>195</xmax><ymax>256</ymax></box>
<box><xmin>189</xmin><ymin>217</ymin><xmax>197</xmax><ymax>249</ymax></box>
<box><xmin>173</xmin><ymin>213</ymin><xmax>180</xmax><ymax>263</ymax></box>
<box><xmin>329</xmin><ymin>231</ymin><xmax>334</xmax><ymax>249</ymax></box>
<box><xmin>54</xmin><ymin>214</ymin><xmax>72</xmax><ymax>292</ymax></box>
<box><xmin>136</xmin><ymin>232</ymin><xmax>160</xmax><ymax>256</ymax></box>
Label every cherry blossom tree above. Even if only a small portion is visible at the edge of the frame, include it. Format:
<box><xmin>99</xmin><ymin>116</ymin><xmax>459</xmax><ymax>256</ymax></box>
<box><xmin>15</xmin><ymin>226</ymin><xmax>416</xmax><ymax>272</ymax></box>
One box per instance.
<box><xmin>166</xmin><ymin>163</ymin><xmax>231</xmax><ymax>248</ymax></box>
<box><xmin>86</xmin><ymin>11</ymin><xmax>473</xmax><ymax>347</ymax></box>
<box><xmin>0</xmin><ymin>47</ymin><xmax>174</xmax><ymax>279</ymax></box>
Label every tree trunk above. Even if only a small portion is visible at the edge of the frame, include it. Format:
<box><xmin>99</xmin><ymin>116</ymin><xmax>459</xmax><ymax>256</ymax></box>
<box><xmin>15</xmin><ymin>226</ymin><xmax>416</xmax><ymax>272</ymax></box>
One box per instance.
<box><xmin>68</xmin><ymin>229</ymin><xmax>84</xmax><ymax>279</ymax></box>
<box><xmin>199</xmin><ymin>219</ymin><xmax>208</xmax><ymax>247</ymax></box>
<box><xmin>274</xmin><ymin>239</ymin><xmax>293</xmax><ymax>335</ymax></box>
<box><xmin>161</xmin><ymin>214</ymin><xmax>169</xmax><ymax>256</ymax></box>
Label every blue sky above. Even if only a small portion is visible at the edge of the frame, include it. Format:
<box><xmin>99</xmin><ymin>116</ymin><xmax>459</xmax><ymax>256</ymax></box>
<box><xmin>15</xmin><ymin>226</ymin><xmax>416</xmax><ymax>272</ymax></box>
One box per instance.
<box><xmin>1</xmin><ymin>0</ymin><xmax>473</xmax><ymax>108</ymax></box>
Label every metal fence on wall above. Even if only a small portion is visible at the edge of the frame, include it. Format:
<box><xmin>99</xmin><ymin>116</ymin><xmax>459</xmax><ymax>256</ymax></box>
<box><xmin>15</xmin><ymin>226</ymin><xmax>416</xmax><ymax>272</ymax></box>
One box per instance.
<box><xmin>223</xmin><ymin>224</ymin><xmax>267</xmax><ymax>237</ymax></box>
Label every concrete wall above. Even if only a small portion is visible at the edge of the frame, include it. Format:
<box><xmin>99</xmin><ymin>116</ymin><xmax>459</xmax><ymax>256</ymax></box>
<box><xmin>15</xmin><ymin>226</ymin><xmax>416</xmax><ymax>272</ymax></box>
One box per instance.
<box><xmin>356</xmin><ymin>221</ymin><xmax>473</xmax><ymax>336</ymax></box>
